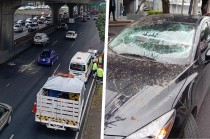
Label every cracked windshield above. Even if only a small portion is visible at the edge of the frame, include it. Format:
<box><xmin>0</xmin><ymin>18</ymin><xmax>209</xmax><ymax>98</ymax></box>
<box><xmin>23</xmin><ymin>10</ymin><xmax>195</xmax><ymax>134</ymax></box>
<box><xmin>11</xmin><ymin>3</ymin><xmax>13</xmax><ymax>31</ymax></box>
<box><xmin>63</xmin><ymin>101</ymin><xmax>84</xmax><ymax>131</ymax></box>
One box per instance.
<box><xmin>110</xmin><ymin>21</ymin><xmax>195</xmax><ymax>64</ymax></box>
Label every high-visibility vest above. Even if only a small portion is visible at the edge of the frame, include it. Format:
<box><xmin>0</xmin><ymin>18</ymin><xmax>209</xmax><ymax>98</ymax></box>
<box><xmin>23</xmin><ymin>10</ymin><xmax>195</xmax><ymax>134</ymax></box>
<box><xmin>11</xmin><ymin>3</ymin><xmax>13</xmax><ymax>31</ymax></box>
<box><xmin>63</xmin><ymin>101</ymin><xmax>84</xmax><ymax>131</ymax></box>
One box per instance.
<box><xmin>92</xmin><ymin>63</ymin><xmax>98</xmax><ymax>71</ymax></box>
<box><xmin>98</xmin><ymin>56</ymin><xmax>103</xmax><ymax>64</ymax></box>
<box><xmin>97</xmin><ymin>68</ymin><xmax>103</xmax><ymax>77</ymax></box>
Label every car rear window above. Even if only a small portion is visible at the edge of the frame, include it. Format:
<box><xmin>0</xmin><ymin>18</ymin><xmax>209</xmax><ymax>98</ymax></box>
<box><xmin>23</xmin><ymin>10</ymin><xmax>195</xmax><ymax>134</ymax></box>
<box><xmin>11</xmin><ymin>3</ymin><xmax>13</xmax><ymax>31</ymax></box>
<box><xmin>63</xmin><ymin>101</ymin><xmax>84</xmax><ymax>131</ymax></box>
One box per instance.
<box><xmin>40</xmin><ymin>51</ymin><xmax>51</xmax><ymax>57</ymax></box>
<box><xmin>35</xmin><ymin>36</ymin><xmax>42</xmax><ymax>39</ymax></box>
<box><xmin>70</xmin><ymin>63</ymin><xmax>85</xmax><ymax>71</ymax></box>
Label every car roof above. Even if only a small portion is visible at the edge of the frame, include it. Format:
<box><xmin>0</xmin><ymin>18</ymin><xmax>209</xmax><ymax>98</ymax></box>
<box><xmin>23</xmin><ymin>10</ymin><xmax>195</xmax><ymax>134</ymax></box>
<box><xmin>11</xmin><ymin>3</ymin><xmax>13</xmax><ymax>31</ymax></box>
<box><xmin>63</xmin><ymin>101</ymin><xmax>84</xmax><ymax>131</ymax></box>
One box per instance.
<box><xmin>136</xmin><ymin>14</ymin><xmax>208</xmax><ymax>25</ymax></box>
<box><xmin>42</xmin><ymin>49</ymin><xmax>52</xmax><ymax>53</ymax></box>
<box><xmin>71</xmin><ymin>52</ymin><xmax>91</xmax><ymax>64</ymax></box>
<box><xmin>68</xmin><ymin>31</ymin><xmax>75</xmax><ymax>33</ymax></box>
<box><xmin>35</xmin><ymin>33</ymin><xmax>47</xmax><ymax>36</ymax></box>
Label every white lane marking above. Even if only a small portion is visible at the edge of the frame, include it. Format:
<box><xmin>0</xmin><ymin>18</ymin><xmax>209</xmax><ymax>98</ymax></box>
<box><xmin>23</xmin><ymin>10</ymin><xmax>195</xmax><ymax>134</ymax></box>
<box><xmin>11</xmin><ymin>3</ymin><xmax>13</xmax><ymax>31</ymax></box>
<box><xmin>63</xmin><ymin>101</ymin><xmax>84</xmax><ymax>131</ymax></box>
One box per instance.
<box><xmin>52</xmin><ymin>40</ymin><xmax>58</xmax><ymax>46</ymax></box>
<box><xmin>9</xmin><ymin>134</ymin><xmax>14</xmax><ymax>139</ymax></box>
<box><xmin>75</xmin><ymin>79</ymin><xmax>95</xmax><ymax>139</ymax></box>
<box><xmin>6</xmin><ymin>83</ymin><xmax>10</xmax><ymax>88</ymax></box>
<box><xmin>53</xmin><ymin>63</ymin><xmax>61</xmax><ymax>75</ymax></box>
<box><xmin>70</xmin><ymin>42</ymin><xmax>75</xmax><ymax>47</ymax></box>
<box><xmin>20</xmin><ymin>60</ymin><xmax>35</xmax><ymax>73</ymax></box>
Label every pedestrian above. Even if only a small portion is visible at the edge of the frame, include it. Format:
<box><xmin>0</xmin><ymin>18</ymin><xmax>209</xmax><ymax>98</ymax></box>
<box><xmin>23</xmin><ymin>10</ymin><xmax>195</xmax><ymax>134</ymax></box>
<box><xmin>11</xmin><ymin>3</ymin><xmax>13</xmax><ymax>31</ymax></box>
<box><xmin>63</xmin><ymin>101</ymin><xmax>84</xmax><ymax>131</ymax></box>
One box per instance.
<box><xmin>98</xmin><ymin>54</ymin><xmax>103</xmax><ymax>64</ymax></box>
<box><xmin>201</xmin><ymin>0</ymin><xmax>208</xmax><ymax>15</ymax></box>
<box><xmin>96</xmin><ymin>65</ymin><xmax>103</xmax><ymax>81</ymax></box>
<box><xmin>109</xmin><ymin>0</ymin><xmax>117</xmax><ymax>21</ymax></box>
<box><xmin>120</xmin><ymin>3</ymin><xmax>123</xmax><ymax>17</ymax></box>
<box><xmin>92</xmin><ymin>60</ymin><xmax>98</xmax><ymax>75</ymax></box>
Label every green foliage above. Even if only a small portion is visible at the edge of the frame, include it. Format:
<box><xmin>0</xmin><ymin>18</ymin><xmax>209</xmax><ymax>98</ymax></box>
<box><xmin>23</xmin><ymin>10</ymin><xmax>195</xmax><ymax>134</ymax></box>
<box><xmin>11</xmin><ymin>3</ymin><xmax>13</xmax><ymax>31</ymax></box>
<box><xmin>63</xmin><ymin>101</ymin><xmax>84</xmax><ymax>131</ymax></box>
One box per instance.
<box><xmin>96</xmin><ymin>14</ymin><xmax>105</xmax><ymax>41</ymax></box>
<box><xmin>147</xmin><ymin>10</ymin><xmax>163</xmax><ymax>15</ymax></box>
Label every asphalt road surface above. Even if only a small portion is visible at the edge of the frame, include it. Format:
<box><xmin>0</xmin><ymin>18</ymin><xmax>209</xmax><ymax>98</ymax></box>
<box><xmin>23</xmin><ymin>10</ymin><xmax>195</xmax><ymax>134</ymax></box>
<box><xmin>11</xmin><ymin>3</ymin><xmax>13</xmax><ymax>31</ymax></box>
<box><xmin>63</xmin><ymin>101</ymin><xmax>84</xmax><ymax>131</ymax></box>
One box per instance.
<box><xmin>0</xmin><ymin>18</ymin><xmax>102</xmax><ymax>139</ymax></box>
<box><xmin>14</xmin><ymin>24</ymin><xmax>47</xmax><ymax>40</ymax></box>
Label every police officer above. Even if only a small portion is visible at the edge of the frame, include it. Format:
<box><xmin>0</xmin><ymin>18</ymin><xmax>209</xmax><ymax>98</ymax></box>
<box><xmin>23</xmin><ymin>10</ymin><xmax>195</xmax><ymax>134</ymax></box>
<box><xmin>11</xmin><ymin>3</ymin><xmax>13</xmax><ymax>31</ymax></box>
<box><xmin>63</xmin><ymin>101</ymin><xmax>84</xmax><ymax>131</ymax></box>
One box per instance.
<box><xmin>98</xmin><ymin>54</ymin><xmax>103</xmax><ymax>65</ymax></box>
<box><xmin>96</xmin><ymin>65</ymin><xmax>103</xmax><ymax>81</ymax></box>
<box><xmin>92</xmin><ymin>60</ymin><xmax>98</xmax><ymax>74</ymax></box>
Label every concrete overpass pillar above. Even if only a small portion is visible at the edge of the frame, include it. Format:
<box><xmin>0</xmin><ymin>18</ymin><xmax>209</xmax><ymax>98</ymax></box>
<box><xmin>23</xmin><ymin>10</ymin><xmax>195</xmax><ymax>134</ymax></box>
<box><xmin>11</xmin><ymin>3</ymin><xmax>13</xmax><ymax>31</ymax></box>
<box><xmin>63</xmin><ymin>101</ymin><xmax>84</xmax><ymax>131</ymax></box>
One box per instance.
<box><xmin>78</xmin><ymin>4</ymin><xmax>81</xmax><ymax>15</ymax></box>
<box><xmin>0</xmin><ymin>1</ymin><xmax>21</xmax><ymax>51</ymax></box>
<box><xmin>47</xmin><ymin>3</ymin><xmax>62</xmax><ymax>25</ymax></box>
<box><xmin>67</xmin><ymin>4</ymin><xmax>75</xmax><ymax>18</ymax></box>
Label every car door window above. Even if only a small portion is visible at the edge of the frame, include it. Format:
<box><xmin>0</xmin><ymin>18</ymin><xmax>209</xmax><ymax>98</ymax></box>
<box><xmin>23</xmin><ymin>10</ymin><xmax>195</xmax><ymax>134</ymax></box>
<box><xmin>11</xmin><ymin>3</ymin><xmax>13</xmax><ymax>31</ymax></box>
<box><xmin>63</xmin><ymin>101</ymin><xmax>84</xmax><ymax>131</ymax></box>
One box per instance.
<box><xmin>198</xmin><ymin>21</ymin><xmax>210</xmax><ymax>62</ymax></box>
<box><xmin>199</xmin><ymin>22</ymin><xmax>210</xmax><ymax>52</ymax></box>
<box><xmin>0</xmin><ymin>107</ymin><xmax>5</xmax><ymax>118</ymax></box>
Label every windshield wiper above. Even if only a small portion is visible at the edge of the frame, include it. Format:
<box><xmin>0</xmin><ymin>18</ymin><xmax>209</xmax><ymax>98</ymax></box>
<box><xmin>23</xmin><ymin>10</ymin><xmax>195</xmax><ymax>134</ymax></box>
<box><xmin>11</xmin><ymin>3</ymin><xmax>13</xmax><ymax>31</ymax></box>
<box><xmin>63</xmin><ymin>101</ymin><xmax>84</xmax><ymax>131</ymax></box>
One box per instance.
<box><xmin>120</xmin><ymin>53</ymin><xmax>156</xmax><ymax>61</ymax></box>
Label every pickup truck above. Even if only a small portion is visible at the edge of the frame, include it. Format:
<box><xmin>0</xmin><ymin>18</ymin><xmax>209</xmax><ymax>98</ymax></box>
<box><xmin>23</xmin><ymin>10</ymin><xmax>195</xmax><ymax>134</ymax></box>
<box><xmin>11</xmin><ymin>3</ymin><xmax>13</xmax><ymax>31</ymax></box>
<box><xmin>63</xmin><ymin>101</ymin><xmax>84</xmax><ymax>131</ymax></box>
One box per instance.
<box><xmin>34</xmin><ymin>73</ymin><xmax>85</xmax><ymax>130</ymax></box>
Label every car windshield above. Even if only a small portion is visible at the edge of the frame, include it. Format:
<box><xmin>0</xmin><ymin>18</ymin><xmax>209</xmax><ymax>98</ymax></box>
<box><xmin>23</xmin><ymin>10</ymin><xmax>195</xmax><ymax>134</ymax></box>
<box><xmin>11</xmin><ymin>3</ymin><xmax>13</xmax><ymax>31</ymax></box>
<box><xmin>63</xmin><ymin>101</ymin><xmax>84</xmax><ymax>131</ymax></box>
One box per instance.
<box><xmin>14</xmin><ymin>25</ymin><xmax>20</xmax><ymax>27</ymax></box>
<box><xmin>70</xmin><ymin>64</ymin><xmax>85</xmax><ymax>71</ymax></box>
<box><xmin>47</xmin><ymin>19</ymin><xmax>51</xmax><ymax>21</ymax></box>
<box><xmin>68</xmin><ymin>32</ymin><xmax>74</xmax><ymax>35</ymax></box>
<box><xmin>40</xmin><ymin>51</ymin><xmax>50</xmax><ymax>57</ymax></box>
<box><xmin>35</xmin><ymin>36</ymin><xmax>42</xmax><ymax>39</ymax></box>
<box><xmin>109</xmin><ymin>21</ymin><xmax>195</xmax><ymax>64</ymax></box>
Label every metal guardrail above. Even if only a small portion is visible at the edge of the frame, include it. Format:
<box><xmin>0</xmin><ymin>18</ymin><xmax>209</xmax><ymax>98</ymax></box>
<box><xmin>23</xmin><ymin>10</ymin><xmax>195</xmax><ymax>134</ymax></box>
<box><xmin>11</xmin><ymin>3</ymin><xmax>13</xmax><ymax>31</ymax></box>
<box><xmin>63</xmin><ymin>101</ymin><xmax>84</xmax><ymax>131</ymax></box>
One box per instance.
<box><xmin>76</xmin><ymin>79</ymin><xmax>97</xmax><ymax>139</ymax></box>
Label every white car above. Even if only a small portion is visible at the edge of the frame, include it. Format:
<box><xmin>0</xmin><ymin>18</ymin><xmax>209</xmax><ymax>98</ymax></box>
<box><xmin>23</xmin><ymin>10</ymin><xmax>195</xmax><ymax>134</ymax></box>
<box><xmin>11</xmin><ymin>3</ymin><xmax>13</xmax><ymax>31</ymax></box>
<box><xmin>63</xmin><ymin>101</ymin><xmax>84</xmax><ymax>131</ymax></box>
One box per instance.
<box><xmin>45</xmin><ymin>19</ymin><xmax>52</xmax><ymax>25</ymax></box>
<box><xmin>28</xmin><ymin>23</ymin><xmax>39</xmax><ymax>32</ymax></box>
<box><xmin>26</xmin><ymin>18</ymin><xmax>32</xmax><ymax>22</ymax></box>
<box><xmin>93</xmin><ymin>15</ymin><xmax>98</xmax><ymax>20</ymax></box>
<box><xmin>34</xmin><ymin>33</ymin><xmax>49</xmax><ymax>46</ymax></box>
<box><xmin>69</xmin><ymin>18</ymin><xmax>75</xmax><ymax>23</ymax></box>
<box><xmin>25</xmin><ymin>21</ymin><xmax>33</xmax><ymax>28</ymax></box>
<box><xmin>16</xmin><ymin>20</ymin><xmax>25</xmax><ymax>26</ymax></box>
<box><xmin>66</xmin><ymin>31</ymin><xmax>77</xmax><ymax>40</ymax></box>
<box><xmin>14</xmin><ymin>24</ymin><xmax>23</xmax><ymax>32</ymax></box>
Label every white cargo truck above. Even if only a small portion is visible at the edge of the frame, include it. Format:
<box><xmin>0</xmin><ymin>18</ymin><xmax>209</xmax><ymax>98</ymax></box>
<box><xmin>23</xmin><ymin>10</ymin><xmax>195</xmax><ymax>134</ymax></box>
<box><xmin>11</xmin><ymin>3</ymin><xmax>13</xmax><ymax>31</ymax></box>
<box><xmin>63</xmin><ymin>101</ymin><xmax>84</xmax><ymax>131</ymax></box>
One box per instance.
<box><xmin>34</xmin><ymin>73</ymin><xmax>85</xmax><ymax>130</ymax></box>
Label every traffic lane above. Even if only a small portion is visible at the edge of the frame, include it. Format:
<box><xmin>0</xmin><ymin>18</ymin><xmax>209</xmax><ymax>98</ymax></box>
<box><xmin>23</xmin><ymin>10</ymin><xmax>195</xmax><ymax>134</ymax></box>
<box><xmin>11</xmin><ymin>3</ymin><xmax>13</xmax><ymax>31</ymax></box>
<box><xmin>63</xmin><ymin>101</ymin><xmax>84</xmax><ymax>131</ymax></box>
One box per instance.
<box><xmin>197</xmin><ymin>91</ymin><xmax>210</xmax><ymax>138</ymax></box>
<box><xmin>0</xmin><ymin>18</ymin><xmax>101</xmax><ymax>138</ymax></box>
<box><xmin>14</xmin><ymin>24</ymin><xmax>47</xmax><ymax>40</ymax></box>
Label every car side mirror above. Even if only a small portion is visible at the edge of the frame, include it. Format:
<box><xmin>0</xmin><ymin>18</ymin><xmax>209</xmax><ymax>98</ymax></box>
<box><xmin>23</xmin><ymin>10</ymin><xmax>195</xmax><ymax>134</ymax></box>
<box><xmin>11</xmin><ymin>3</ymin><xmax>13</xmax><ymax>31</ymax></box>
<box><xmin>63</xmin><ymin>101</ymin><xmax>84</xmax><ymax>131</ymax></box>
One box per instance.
<box><xmin>205</xmin><ymin>49</ymin><xmax>210</xmax><ymax>62</ymax></box>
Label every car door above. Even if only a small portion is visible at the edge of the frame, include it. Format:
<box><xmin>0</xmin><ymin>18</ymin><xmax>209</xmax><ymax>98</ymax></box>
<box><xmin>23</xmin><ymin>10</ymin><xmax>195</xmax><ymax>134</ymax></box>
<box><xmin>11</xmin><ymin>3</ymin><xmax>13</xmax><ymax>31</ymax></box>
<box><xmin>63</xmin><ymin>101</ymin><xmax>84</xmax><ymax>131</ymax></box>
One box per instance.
<box><xmin>192</xmin><ymin>21</ymin><xmax>210</xmax><ymax>110</ymax></box>
<box><xmin>200</xmin><ymin>20</ymin><xmax>210</xmax><ymax>105</ymax></box>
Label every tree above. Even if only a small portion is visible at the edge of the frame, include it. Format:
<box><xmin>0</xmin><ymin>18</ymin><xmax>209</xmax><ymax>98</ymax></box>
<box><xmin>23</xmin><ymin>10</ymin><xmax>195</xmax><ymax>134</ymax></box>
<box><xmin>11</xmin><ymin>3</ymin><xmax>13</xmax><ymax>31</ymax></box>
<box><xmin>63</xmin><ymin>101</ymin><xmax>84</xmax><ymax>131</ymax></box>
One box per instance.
<box><xmin>162</xmin><ymin>0</ymin><xmax>170</xmax><ymax>13</ymax></box>
<box><xmin>96</xmin><ymin>14</ymin><xmax>105</xmax><ymax>41</ymax></box>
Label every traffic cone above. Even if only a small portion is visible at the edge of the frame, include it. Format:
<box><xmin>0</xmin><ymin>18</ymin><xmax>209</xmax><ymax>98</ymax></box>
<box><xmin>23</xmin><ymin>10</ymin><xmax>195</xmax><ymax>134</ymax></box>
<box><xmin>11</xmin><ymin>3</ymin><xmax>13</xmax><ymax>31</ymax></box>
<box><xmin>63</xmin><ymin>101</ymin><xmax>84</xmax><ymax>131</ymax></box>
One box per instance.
<box><xmin>32</xmin><ymin>102</ymin><xmax>37</xmax><ymax>113</ymax></box>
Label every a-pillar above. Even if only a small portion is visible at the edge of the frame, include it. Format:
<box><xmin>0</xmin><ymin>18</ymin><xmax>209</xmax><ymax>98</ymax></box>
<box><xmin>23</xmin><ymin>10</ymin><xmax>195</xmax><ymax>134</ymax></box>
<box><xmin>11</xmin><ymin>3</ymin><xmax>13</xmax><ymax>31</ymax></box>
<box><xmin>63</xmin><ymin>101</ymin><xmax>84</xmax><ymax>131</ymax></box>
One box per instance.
<box><xmin>67</xmin><ymin>4</ymin><xmax>75</xmax><ymax>18</ymax></box>
<box><xmin>0</xmin><ymin>2</ymin><xmax>18</xmax><ymax>51</ymax></box>
<box><xmin>47</xmin><ymin>3</ymin><xmax>62</xmax><ymax>25</ymax></box>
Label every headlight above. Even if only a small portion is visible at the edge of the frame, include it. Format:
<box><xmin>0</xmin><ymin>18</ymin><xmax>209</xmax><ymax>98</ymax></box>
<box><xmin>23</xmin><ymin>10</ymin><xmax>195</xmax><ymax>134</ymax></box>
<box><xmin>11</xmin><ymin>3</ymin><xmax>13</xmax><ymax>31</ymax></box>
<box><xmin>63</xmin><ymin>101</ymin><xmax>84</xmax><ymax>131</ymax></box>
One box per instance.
<box><xmin>126</xmin><ymin>109</ymin><xmax>176</xmax><ymax>139</ymax></box>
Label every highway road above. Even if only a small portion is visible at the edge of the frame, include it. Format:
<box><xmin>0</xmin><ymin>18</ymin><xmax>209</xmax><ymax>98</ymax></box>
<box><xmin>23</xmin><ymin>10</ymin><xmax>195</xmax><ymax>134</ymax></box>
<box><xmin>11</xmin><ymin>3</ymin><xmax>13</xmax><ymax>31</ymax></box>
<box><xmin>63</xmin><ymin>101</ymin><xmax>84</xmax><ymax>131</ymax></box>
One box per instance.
<box><xmin>0</xmin><ymin>18</ymin><xmax>103</xmax><ymax>139</ymax></box>
<box><xmin>14</xmin><ymin>24</ymin><xmax>47</xmax><ymax>40</ymax></box>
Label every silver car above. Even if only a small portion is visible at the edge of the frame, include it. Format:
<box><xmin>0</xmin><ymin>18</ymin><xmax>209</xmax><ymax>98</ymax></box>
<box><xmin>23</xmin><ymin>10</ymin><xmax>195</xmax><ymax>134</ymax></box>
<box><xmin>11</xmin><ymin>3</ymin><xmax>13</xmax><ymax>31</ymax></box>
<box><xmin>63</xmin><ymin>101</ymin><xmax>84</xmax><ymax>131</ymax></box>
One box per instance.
<box><xmin>0</xmin><ymin>103</ymin><xmax>12</xmax><ymax>132</ymax></box>
<box><xmin>14</xmin><ymin>24</ymin><xmax>23</xmax><ymax>32</ymax></box>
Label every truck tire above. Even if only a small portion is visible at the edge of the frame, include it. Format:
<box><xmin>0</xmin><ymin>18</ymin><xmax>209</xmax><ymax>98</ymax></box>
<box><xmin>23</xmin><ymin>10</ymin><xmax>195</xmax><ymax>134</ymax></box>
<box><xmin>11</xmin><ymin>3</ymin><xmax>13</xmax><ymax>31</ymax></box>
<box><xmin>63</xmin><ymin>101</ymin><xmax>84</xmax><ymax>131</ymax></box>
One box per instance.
<box><xmin>183</xmin><ymin>113</ymin><xmax>199</xmax><ymax>138</ymax></box>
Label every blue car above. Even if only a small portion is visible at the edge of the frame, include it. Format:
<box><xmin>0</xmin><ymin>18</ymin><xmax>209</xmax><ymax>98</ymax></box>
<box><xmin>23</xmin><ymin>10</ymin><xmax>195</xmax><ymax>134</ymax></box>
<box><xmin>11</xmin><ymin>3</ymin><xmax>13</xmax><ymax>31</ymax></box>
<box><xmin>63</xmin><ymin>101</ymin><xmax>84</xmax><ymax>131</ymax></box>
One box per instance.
<box><xmin>37</xmin><ymin>49</ymin><xmax>58</xmax><ymax>65</ymax></box>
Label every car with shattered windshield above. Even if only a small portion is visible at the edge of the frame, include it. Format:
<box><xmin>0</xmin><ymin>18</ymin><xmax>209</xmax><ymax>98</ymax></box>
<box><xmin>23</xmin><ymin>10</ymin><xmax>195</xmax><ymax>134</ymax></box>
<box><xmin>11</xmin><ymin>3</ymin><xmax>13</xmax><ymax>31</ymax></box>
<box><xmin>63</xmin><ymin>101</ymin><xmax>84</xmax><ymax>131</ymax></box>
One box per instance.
<box><xmin>105</xmin><ymin>14</ymin><xmax>210</xmax><ymax>138</ymax></box>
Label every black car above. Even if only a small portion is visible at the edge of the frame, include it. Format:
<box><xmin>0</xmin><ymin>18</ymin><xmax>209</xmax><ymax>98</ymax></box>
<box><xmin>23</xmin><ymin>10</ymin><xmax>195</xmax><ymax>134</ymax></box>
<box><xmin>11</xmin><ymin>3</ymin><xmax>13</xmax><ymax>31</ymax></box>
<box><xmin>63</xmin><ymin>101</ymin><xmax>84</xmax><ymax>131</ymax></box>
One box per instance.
<box><xmin>105</xmin><ymin>14</ymin><xmax>210</xmax><ymax>138</ymax></box>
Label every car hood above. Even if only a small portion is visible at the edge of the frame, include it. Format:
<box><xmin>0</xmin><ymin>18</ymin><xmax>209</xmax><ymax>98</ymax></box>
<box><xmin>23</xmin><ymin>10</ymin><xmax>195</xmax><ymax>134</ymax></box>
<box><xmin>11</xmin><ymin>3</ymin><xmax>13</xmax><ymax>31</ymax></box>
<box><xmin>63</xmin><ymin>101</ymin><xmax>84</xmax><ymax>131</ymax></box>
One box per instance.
<box><xmin>104</xmin><ymin>53</ymin><xmax>188</xmax><ymax>137</ymax></box>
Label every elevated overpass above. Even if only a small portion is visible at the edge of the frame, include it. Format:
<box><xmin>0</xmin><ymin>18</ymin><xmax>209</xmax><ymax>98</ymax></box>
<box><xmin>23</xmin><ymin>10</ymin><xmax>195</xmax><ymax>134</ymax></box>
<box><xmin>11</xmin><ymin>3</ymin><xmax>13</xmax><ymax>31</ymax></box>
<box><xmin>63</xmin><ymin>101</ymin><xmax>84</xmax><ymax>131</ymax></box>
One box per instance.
<box><xmin>0</xmin><ymin>0</ymin><xmax>94</xmax><ymax>53</ymax></box>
